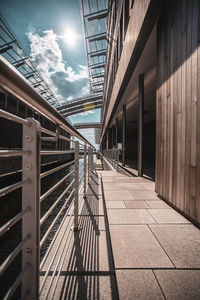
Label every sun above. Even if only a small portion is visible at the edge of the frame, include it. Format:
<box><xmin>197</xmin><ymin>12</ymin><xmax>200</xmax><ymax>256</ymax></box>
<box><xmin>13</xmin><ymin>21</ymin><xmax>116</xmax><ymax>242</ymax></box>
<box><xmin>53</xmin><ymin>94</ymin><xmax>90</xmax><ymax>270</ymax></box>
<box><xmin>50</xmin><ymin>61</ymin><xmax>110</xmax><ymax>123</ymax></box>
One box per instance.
<box><xmin>62</xmin><ymin>28</ymin><xmax>80</xmax><ymax>47</ymax></box>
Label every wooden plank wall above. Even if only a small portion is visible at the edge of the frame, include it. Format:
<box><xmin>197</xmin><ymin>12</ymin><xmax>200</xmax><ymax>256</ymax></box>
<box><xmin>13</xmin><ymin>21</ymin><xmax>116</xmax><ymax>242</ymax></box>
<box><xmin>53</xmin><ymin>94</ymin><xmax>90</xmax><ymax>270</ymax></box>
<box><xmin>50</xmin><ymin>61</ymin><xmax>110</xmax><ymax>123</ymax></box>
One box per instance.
<box><xmin>155</xmin><ymin>0</ymin><xmax>200</xmax><ymax>224</ymax></box>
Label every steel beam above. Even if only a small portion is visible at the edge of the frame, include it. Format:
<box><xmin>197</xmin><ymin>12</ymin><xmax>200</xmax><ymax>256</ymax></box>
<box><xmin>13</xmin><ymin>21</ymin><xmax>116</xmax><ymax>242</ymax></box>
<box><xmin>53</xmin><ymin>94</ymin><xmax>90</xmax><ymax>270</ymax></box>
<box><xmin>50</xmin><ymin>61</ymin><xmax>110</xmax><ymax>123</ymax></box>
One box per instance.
<box><xmin>57</xmin><ymin>95</ymin><xmax>102</xmax><ymax>111</ymax></box>
<box><xmin>60</xmin><ymin>100</ymin><xmax>102</xmax><ymax>115</ymax></box>
<box><xmin>138</xmin><ymin>74</ymin><xmax>144</xmax><ymax>177</ymax></box>
<box><xmin>115</xmin><ymin>117</ymin><xmax>118</xmax><ymax>147</ymax></box>
<box><xmin>88</xmin><ymin>12</ymin><xmax>108</xmax><ymax>21</ymax></box>
<box><xmin>90</xmin><ymin>51</ymin><xmax>106</xmax><ymax>58</ymax></box>
<box><xmin>63</xmin><ymin>104</ymin><xmax>102</xmax><ymax>117</ymax></box>
<box><xmin>122</xmin><ymin>104</ymin><xmax>126</xmax><ymax>166</ymax></box>
<box><xmin>73</xmin><ymin>122</ymin><xmax>101</xmax><ymax>129</ymax></box>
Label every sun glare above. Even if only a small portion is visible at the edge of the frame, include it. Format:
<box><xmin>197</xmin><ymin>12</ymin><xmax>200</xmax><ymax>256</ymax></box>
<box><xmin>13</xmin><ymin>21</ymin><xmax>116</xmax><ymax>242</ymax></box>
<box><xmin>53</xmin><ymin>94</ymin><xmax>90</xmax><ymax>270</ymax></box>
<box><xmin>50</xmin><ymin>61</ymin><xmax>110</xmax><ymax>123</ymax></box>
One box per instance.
<box><xmin>62</xmin><ymin>28</ymin><xmax>79</xmax><ymax>47</ymax></box>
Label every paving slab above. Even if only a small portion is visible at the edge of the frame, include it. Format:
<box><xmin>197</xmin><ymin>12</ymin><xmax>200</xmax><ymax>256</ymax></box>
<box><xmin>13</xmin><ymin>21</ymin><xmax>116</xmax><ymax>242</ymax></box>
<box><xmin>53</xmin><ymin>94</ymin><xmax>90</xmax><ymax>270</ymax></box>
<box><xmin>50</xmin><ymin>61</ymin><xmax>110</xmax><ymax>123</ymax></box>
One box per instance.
<box><xmin>109</xmin><ymin>225</ymin><xmax>173</xmax><ymax>268</ymax></box>
<box><xmin>154</xmin><ymin>270</ymin><xmax>200</xmax><ymax>300</ymax></box>
<box><xmin>106</xmin><ymin>201</ymin><xmax>126</xmax><ymax>208</ymax></box>
<box><xmin>80</xmin><ymin>195</ymin><xmax>104</xmax><ymax>216</ymax></box>
<box><xmin>107</xmin><ymin>209</ymin><xmax>156</xmax><ymax>224</ymax></box>
<box><xmin>87</xmin><ymin>182</ymin><xmax>102</xmax><ymax>196</ymax></box>
<box><xmin>116</xmin><ymin>270</ymin><xmax>164</xmax><ymax>300</ymax></box>
<box><xmin>148</xmin><ymin>209</ymin><xmax>190</xmax><ymax>223</ymax></box>
<box><xmin>103</xmin><ymin>183</ymin><xmax>130</xmax><ymax>191</ymax></box>
<box><xmin>60</xmin><ymin>230</ymin><xmax>110</xmax><ymax>272</ymax></box>
<box><xmin>103</xmin><ymin>190</ymin><xmax>133</xmax><ymax>200</ymax></box>
<box><xmin>150</xmin><ymin>225</ymin><xmax>200</xmax><ymax>268</ymax></box>
<box><xmin>101</xmin><ymin>177</ymin><xmax>115</xmax><ymax>182</ymax></box>
<box><xmin>124</xmin><ymin>200</ymin><xmax>150</xmax><ymax>209</ymax></box>
<box><xmin>119</xmin><ymin>182</ymin><xmax>148</xmax><ymax>190</ymax></box>
<box><xmin>141</xmin><ymin>182</ymin><xmax>156</xmax><ymax>191</ymax></box>
<box><xmin>103</xmin><ymin>182</ymin><xmax>148</xmax><ymax>191</ymax></box>
<box><xmin>146</xmin><ymin>200</ymin><xmax>171</xmax><ymax>208</ymax></box>
<box><xmin>128</xmin><ymin>190</ymin><xmax>160</xmax><ymax>200</ymax></box>
<box><xmin>40</xmin><ymin>275</ymin><xmax>113</xmax><ymax>300</ymax></box>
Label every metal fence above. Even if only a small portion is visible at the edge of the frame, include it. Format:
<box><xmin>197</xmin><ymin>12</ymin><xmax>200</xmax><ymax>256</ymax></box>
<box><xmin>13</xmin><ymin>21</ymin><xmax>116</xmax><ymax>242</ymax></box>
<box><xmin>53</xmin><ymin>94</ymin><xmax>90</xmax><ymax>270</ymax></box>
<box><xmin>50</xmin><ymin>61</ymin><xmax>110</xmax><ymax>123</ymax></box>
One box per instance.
<box><xmin>0</xmin><ymin>108</ymin><xmax>94</xmax><ymax>299</ymax></box>
<box><xmin>101</xmin><ymin>149</ymin><xmax>121</xmax><ymax>171</ymax></box>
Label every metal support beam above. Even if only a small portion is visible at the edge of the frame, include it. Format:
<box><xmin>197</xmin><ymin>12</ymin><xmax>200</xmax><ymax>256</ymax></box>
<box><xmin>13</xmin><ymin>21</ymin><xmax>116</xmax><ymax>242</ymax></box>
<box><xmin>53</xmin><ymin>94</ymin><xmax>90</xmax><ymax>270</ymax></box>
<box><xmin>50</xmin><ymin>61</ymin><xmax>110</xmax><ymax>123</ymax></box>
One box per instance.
<box><xmin>74</xmin><ymin>141</ymin><xmax>79</xmax><ymax>229</ymax></box>
<box><xmin>62</xmin><ymin>104</ymin><xmax>102</xmax><ymax>118</ymax></box>
<box><xmin>138</xmin><ymin>74</ymin><xmax>144</xmax><ymax>177</ymax></box>
<box><xmin>22</xmin><ymin>118</ymin><xmax>41</xmax><ymax>299</ymax></box>
<box><xmin>115</xmin><ymin>117</ymin><xmax>118</xmax><ymax>147</ymax></box>
<box><xmin>112</xmin><ymin>125</ymin><xmax>114</xmax><ymax>148</ymax></box>
<box><xmin>84</xmin><ymin>143</ymin><xmax>87</xmax><ymax>198</ymax></box>
<box><xmin>88</xmin><ymin>12</ymin><xmax>108</xmax><ymax>21</ymax></box>
<box><xmin>90</xmin><ymin>51</ymin><xmax>106</xmax><ymax>58</ymax></box>
<box><xmin>122</xmin><ymin>104</ymin><xmax>126</xmax><ymax>166</ymax></box>
<box><xmin>106</xmin><ymin>131</ymin><xmax>109</xmax><ymax>150</ymax></box>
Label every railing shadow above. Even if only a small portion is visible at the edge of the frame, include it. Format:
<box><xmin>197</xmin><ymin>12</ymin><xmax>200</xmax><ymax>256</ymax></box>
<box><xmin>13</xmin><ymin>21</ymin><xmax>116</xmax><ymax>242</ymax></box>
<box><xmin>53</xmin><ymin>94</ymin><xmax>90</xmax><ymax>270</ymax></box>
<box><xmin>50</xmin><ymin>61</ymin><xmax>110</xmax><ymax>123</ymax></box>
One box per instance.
<box><xmin>57</xmin><ymin>170</ymin><xmax>118</xmax><ymax>299</ymax></box>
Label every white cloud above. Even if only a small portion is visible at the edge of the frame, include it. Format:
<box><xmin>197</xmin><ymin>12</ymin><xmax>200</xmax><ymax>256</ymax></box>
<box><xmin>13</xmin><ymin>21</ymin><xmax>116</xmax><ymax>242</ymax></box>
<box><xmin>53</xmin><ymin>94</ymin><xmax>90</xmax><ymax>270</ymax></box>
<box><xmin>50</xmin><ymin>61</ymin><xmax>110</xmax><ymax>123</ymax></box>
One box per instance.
<box><xmin>79</xmin><ymin>110</ymin><xmax>95</xmax><ymax>116</ymax></box>
<box><xmin>65</xmin><ymin>65</ymin><xmax>88</xmax><ymax>82</ymax></box>
<box><xmin>27</xmin><ymin>28</ymin><xmax>89</xmax><ymax>101</ymax></box>
<box><xmin>81</xmin><ymin>83</ymin><xmax>90</xmax><ymax>96</ymax></box>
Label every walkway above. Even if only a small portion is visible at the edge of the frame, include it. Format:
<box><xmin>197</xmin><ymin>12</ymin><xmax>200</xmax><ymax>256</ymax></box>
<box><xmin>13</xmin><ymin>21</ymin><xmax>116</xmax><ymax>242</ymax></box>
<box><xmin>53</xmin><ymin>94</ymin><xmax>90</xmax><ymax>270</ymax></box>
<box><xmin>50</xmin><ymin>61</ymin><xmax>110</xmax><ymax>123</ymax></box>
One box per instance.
<box><xmin>41</xmin><ymin>159</ymin><xmax>200</xmax><ymax>299</ymax></box>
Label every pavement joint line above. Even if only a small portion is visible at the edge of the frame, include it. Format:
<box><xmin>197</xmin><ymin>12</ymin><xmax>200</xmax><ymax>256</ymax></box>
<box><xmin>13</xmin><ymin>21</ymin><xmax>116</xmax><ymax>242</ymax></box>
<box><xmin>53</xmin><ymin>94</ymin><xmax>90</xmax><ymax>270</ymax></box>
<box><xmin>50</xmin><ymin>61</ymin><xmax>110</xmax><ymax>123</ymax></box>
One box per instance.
<box><xmin>147</xmin><ymin>224</ymin><xmax>176</xmax><ymax>268</ymax></box>
<box><xmin>100</xmin><ymin>177</ymin><xmax>120</xmax><ymax>300</ymax></box>
<box><xmin>106</xmin><ymin>207</ymin><xmax>174</xmax><ymax>210</ymax></box>
<box><xmin>114</xmin><ymin>267</ymin><xmax>200</xmax><ymax>270</ymax></box>
<box><xmin>145</xmin><ymin>208</ymin><xmax>159</xmax><ymax>224</ymax></box>
<box><xmin>108</xmin><ymin>223</ymin><xmax>193</xmax><ymax>226</ymax></box>
<box><xmin>40</xmin><ymin>270</ymin><xmax>115</xmax><ymax>276</ymax></box>
<box><xmin>152</xmin><ymin>269</ymin><xmax>167</xmax><ymax>300</ymax></box>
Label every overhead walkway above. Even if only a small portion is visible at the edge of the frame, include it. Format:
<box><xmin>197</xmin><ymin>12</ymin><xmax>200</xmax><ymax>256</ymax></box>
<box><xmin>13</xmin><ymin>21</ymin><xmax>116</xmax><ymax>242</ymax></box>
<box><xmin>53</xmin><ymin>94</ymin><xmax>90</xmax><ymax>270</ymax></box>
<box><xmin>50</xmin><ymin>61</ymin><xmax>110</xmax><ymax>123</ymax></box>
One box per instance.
<box><xmin>57</xmin><ymin>95</ymin><xmax>103</xmax><ymax>117</ymax></box>
<box><xmin>0</xmin><ymin>15</ymin><xmax>60</xmax><ymax>108</ymax></box>
<box><xmin>73</xmin><ymin>122</ymin><xmax>101</xmax><ymax>129</ymax></box>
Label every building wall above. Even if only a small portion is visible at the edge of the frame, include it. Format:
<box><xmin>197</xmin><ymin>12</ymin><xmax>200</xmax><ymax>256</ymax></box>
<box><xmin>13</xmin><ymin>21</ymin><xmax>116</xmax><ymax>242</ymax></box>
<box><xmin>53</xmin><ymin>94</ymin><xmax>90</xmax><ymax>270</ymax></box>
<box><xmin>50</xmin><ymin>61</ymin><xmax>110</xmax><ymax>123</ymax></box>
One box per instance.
<box><xmin>102</xmin><ymin>0</ymin><xmax>151</xmax><ymax>138</ymax></box>
<box><xmin>155</xmin><ymin>0</ymin><xmax>200</xmax><ymax>224</ymax></box>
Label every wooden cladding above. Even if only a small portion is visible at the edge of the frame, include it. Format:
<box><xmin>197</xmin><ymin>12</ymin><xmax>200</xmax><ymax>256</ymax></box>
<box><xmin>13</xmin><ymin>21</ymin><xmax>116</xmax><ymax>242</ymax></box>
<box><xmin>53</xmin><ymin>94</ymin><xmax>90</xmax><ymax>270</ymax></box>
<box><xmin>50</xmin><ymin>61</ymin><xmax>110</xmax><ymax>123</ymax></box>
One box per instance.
<box><xmin>155</xmin><ymin>0</ymin><xmax>200</xmax><ymax>224</ymax></box>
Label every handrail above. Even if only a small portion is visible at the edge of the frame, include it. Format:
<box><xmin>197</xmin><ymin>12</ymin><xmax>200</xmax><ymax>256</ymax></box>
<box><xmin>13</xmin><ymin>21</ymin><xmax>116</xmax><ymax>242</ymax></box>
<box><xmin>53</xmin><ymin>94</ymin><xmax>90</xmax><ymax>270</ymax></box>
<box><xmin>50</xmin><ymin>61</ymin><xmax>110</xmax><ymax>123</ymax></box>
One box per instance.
<box><xmin>0</xmin><ymin>72</ymin><xmax>95</xmax><ymax>299</ymax></box>
<box><xmin>101</xmin><ymin>148</ymin><xmax>122</xmax><ymax>171</ymax></box>
<box><xmin>0</xmin><ymin>56</ymin><xmax>94</xmax><ymax>148</ymax></box>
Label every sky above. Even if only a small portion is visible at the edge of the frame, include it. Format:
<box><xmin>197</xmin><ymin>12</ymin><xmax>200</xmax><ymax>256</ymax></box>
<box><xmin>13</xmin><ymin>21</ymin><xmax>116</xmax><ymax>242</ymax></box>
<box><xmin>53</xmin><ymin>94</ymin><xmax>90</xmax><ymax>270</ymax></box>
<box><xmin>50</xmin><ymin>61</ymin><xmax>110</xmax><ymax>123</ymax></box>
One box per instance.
<box><xmin>0</xmin><ymin>0</ymin><xmax>100</xmax><ymax>148</ymax></box>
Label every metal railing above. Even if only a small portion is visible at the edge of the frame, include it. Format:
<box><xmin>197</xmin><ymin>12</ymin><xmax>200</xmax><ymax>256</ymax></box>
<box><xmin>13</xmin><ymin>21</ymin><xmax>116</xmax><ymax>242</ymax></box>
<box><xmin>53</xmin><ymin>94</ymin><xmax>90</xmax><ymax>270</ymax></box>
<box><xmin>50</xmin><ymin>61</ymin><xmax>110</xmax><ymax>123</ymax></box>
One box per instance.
<box><xmin>101</xmin><ymin>149</ymin><xmax>121</xmax><ymax>171</ymax></box>
<box><xmin>0</xmin><ymin>108</ymin><xmax>95</xmax><ymax>299</ymax></box>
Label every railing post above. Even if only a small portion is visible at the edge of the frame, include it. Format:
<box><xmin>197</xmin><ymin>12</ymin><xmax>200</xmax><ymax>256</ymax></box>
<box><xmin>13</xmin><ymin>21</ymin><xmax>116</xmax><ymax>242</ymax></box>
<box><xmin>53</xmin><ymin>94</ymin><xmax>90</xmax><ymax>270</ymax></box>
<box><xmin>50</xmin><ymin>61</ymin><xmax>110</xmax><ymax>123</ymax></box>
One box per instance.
<box><xmin>22</xmin><ymin>118</ymin><xmax>41</xmax><ymax>299</ymax></box>
<box><xmin>88</xmin><ymin>147</ymin><xmax>90</xmax><ymax>183</ymax></box>
<box><xmin>74</xmin><ymin>141</ymin><xmax>79</xmax><ymax>230</ymax></box>
<box><xmin>84</xmin><ymin>143</ymin><xmax>87</xmax><ymax>198</ymax></box>
<box><xmin>91</xmin><ymin>148</ymin><xmax>94</xmax><ymax>171</ymax></box>
<box><xmin>117</xmin><ymin>150</ymin><xmax>119</xmax><ymax>172</ymax></box>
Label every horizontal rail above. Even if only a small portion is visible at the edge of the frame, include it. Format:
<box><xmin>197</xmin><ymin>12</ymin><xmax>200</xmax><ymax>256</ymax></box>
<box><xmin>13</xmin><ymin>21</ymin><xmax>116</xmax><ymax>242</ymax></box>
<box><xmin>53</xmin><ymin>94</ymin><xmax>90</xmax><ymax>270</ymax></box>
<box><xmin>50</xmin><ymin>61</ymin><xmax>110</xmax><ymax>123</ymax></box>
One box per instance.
<box><xmin>0</xmin><ymin>234</ymin><xmax>30</xmax><ymax>277</ymax></box>
<box><xmin>41</xmin><ymin>127</ymin><xmax>56</xmax><ymax>136</ymax></box>
<box><xmin>0</xmin><ymin>150</ymin><xmax>31</xmax><ymax>157</ymax></box>
<box><xmin>40</xmin><ymin>169</ymin><xmax>75</xmax><ymax>202</ymax></box>
<box><xmin>40</xmin><ymin>188</ymin><xmax>74</xmax><ymax>247</ymax></box>
<box><xmin>40</xmin><ymin>179</ymin><xmax>74</xmax><ymax>225</ymax></box>
<box><xmin>0</xmin><ymin>179</ymin><xmax>29</xmax><ymax>197</ymax></box>
<box><xmin>40</xmin><ymin>199</ymin><xmax>74</xmax><ymax>269</ymax></box>
<box><xmin>0</xmin><ymin>57</ymin><xmax>94</xmax><ymax>148</ymax></box>
<box><xmin>41</xmin><ymin>126</ymin><xmax>60</xmax><ymax>142</ymax></box>
<box><xmin>40</xmin><ymin>160</ymin><xmax>75</xmax><ymax>179</ymax></box>
<box><xmin>0</xmin><ymin>207</ymin><xmax>30</xmax><ymax>237</ymax></box>
<box><xmin>41</xmin><ymin>150</ymin><xmax>74</xmax><ymax>155</ymax></box>
<box><xmin>0</xmin><ymin>109</ymin><xmax>31</xmax><ymax>127</ymax></box>
<box><xmin>41</xmin><ymin>226</ymin><xmax>74</xmax><ymax>299</ymax></box>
